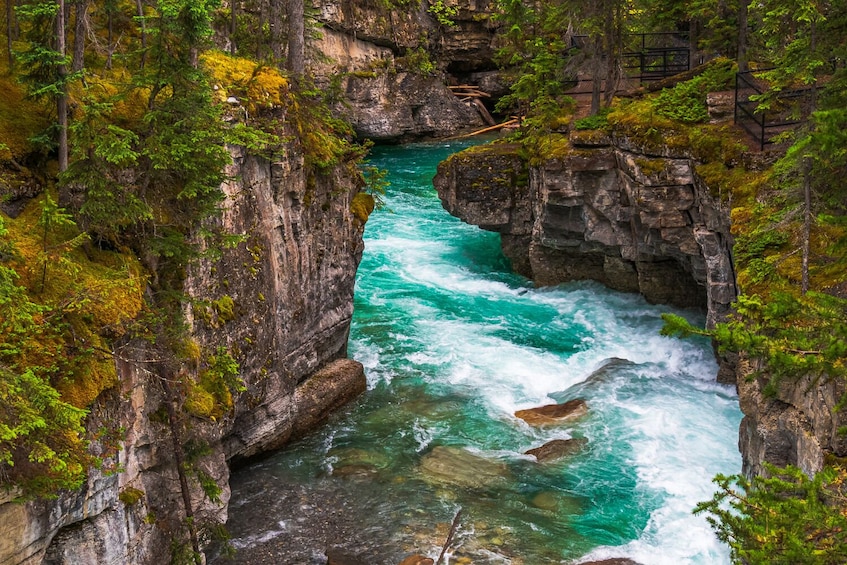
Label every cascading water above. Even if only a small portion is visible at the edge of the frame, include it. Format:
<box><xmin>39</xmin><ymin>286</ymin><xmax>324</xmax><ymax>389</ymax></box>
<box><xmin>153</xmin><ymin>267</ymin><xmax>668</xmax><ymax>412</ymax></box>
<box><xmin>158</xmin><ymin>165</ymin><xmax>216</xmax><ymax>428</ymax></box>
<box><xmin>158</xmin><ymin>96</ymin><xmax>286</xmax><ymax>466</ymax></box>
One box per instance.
<box><xmin>219</xmin><ymin>141</ymin><xmax>742</xmax><ymax>565</ymax></box>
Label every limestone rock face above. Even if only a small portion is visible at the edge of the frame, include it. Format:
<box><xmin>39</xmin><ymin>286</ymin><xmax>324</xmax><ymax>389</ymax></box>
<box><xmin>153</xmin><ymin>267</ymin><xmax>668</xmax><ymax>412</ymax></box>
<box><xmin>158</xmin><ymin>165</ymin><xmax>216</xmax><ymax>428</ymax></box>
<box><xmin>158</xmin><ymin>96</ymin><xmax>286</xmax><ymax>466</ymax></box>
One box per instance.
<box><xmin>434</xmin><ymin>134</ymin><xmax>736</xmax><ymax>325</ymax></box>
<box><xmin>737</xmin><ymin>358</ymin><xmax>847</xmax><ymax>477</ymax></box>
<box><xmin>311</xmin><ymin>0</ymin><xmax>501</xmax><ymax>140</ymax></box>
<box><xmin>0</xmin><ymin>142</ymin><xmax>367</xmax><ymax>564</ymax></box>
<box><xmin>337</xmin><ymin>72</ymin><xmax>484</xmax><ymax>142</ymax></box>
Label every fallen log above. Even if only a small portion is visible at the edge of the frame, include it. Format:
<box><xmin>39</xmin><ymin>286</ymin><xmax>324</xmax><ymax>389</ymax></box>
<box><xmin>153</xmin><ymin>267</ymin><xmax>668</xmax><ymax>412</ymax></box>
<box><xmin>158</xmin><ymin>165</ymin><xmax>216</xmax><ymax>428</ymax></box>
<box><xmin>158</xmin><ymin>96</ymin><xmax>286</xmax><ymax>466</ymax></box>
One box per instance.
<box><xmin>446</xmin><ymin>118</ymin><xmax>519</xmax><ymax>139</ymax></box>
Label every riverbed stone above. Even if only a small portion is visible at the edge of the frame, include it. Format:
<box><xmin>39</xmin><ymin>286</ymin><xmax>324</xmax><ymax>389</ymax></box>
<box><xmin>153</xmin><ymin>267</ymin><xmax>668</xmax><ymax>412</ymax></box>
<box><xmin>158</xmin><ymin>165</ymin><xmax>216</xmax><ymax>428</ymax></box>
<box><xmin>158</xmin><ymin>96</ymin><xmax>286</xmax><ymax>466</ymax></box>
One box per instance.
<box><xmin>525</xmin><ymin>438</ymin><xmax>588</xmax><ymax>462</ymax></box>
<box><xmin>398</xmin><ymin>555</ymin><xmax>434</xmax><ymax>565</ymax></box>
<box><xmin>419</xmin><ymin>446</ymin><xmax>510</xmax><ymax>489</ymax></box>
<box><xmin>514</xmin><ymin>399</ymin><xmax>588</xmax><ymax>425</ymax></box>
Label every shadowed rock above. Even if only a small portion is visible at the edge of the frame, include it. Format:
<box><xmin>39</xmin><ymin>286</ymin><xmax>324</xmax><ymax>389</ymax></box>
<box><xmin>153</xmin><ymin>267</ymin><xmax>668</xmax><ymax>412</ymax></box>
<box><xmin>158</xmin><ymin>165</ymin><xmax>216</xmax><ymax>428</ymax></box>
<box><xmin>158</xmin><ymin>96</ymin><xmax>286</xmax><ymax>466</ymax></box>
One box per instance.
<box><xmin>525</xmin><ymin>438</ymin><xmax>588</xmax><ymax>462</ymax></box>
<box><xmin>515</xmin><ymin>399</ymin><xmax>588</xmax><ymax>425</ymax></box>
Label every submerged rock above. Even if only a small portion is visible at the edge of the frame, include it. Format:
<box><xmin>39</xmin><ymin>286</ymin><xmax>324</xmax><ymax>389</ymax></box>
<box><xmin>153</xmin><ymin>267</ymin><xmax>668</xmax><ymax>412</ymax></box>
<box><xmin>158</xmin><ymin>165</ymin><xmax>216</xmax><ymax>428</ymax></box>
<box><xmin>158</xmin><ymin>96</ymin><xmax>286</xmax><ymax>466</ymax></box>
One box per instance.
<box><xmin>397</xmin><ymin>555</ymin><xmax>434</xmax><ymax>565</ymax></box>
<box><xmin>515</xmin><ymin>399</ymin><xmax>588</xmax><ymax>425</ymax></box>
<box><xmin>326</xmin><ymin>548</ymin><xmax>367</xmax><ymax>565</ymax></box>
<box><xmin>524</xmin><ymin>438</ymin><xmax>588</xmax><ymax>462</ymax></box>
<box><xmin>419</xmin><ymin>446</ymin><xmax>510</xmax><ymax>489</ymax></box>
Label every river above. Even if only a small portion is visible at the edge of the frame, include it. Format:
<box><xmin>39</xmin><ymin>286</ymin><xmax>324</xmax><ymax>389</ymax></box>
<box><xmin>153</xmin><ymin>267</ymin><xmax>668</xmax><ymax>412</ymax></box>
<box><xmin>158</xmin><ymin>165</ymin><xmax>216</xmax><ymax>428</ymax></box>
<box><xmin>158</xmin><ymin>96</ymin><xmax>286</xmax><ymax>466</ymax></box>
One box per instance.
<box><xmin>219</xmin><ymin>141</ymin><xmax>743</xmax><ymax>564</ymax></box>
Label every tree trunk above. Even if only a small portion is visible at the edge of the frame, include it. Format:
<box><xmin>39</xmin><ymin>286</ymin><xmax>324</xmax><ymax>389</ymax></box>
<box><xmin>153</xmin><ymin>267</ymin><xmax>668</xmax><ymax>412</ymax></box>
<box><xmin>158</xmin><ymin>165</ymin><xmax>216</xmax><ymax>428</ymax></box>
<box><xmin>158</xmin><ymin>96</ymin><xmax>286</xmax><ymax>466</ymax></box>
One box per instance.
<box><xmin>160</xmin><ymin>378</ymin><xmax>202</xmax><ymax>565</ymax></box>
<box><xmin>737</xmin><ymin>0</ymin><xmax>749</xmax><ymax>73</ymax></box>
<box><xmin>230</xmin><ymin>0</ymin><xmax>237</xmax><ymax>55</ymax></box>
<box><xmin>286</xmin><ymin>0</ymin><xmax>304</xmax><ymax>77</ymax></box>
<box><xmin>136</xmin><ymin>0</ymin><xmax>146</xmax><ymax>69</ymax></box>
<box><xmin>56</xmin><ymin>0</ymin><xmax>68</xmax><ymax>174</ymax></box>
<box><xmin>6</xmin><ymin>0</ymin><xmax>14</xmax><ymax>68</ymax></box>
<box><xmin>801</xmin><ymin>156</ymin><xmax>811</xmax><ymax>294</ymax></box>
<box><xmin>603</xmin><ymin>1</ymin><xmax>621</xmax><ymax>107</ymax></box>
<box><xmin>269</xmin><ymin>0</ymin><xmax>283</xmax><ymax>63</ymax></box>
<box><xmin>254</xmin><ymin>1</ymin><xmax>262</xmax><ymax>60</ymax></box>
<box><xmin>590</xmin><ymin>36</ymin><xmax>602</xmax><ymax>115</ymax></box>
<box><xmin>72</xmin><ymin>0</ymin><xmax>87</xmax><ymax>72</ymax></box>
<box><xmin>106</xmin><ymin>4</ymin><xmax>112</xmax><ymax>69</ymax></box>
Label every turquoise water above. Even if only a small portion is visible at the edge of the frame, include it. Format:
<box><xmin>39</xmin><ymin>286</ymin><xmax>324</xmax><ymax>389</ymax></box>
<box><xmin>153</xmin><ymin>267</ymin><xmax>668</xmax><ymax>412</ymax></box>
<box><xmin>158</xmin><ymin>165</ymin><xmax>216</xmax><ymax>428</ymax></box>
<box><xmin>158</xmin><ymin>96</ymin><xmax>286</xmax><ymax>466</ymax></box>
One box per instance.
<box><xmin>223</xmin><ymin>141</ymin><xmax>743</xmax><ymax>564</ymax></box>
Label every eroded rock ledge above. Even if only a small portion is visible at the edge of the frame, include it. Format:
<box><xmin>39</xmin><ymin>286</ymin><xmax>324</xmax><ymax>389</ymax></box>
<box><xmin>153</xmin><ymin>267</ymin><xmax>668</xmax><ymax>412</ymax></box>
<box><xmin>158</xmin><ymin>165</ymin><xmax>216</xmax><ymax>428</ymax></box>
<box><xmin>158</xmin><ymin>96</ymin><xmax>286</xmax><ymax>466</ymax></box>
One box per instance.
<box><xmin>433</xmin><ymin>133</ymin><xmax>737</xmax><ymax>328</ymax></box>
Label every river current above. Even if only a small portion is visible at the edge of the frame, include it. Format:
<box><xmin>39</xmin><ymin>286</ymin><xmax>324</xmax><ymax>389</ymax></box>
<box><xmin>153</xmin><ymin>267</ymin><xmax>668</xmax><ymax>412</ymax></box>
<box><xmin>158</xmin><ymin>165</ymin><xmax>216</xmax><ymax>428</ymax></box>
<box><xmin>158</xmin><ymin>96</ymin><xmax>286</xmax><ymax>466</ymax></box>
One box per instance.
<box><xmin>221</xmin><ymin>141</ymin><xmax>743</xmax><ymax>564</ymax></box>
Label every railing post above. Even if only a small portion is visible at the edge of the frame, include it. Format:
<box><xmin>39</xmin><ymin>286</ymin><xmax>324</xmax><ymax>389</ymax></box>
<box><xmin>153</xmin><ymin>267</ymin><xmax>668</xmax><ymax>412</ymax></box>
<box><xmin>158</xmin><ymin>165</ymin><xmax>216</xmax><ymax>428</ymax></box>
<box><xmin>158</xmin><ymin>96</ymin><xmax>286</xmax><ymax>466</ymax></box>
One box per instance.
<box><xmin>760</xmin><ymin>108</ymin><xmax>766</xmax><ymax>151</ymax></box>
<box><xmin>734</xmin><ymin>72</ymin><xmax>739</xmax><ymax>124</ymax></box>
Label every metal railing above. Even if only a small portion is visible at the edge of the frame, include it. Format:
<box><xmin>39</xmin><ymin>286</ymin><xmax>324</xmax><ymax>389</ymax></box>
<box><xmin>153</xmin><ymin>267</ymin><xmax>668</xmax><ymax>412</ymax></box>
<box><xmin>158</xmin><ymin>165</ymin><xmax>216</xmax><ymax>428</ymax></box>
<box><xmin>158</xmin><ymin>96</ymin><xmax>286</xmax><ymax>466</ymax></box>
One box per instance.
<box><xmin>734</xmin><ymin>70</ymin><xmax>814</xmax><ymax>151</ymax></box>
<box><xmin>569</xmin><ymin>32</ymin><xmax>690</xmax><ymax>85</ymax></box>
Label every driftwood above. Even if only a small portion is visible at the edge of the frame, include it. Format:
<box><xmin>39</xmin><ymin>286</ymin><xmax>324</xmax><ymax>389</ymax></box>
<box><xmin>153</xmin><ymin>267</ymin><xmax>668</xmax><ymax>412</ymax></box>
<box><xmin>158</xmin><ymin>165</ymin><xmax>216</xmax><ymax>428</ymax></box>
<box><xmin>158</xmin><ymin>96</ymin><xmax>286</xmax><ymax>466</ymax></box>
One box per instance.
<box><xmin>472</xmin><ymin>98</ymin><xmax>496</xmax><ymax>126</ymax></box>
<box><xmin>435</xmin><ymin>509</ymin><xmax>462</xmax><ymax>565</ymax></box>
<box><xmin>446</xmin><ymin>118</ymin><xmax>519</xmax><ymax>140</ymax></box>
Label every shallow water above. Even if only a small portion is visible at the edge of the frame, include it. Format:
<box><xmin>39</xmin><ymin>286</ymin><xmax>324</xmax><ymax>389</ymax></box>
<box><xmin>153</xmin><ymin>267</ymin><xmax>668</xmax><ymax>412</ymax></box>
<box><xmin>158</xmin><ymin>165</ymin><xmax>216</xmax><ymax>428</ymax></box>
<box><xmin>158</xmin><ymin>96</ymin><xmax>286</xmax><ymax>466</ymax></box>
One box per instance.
<box><xmin>221</xmin><ymin>141</ymin><xmax>742</xmax><ymax>564</ymax></box>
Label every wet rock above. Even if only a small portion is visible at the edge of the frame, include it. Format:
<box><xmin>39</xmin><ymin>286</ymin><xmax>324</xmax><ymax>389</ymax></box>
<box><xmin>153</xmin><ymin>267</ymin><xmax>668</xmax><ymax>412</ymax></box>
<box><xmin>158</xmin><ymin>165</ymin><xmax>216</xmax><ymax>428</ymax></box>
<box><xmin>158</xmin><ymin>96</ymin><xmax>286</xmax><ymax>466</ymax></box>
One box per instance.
<box><xmin>419</xmin><ymin>446</ymin><xmax>510</xmax><ymax>489</ymax></box>
<box><xmin>514</xmin><ymin>399</ymin><xmax>588</xmax><ymax>426</ymax></box>
<box><xmin>398</xmin><ymin>554</ymin><xmax>435</xmax><ymax>565</ymax></box>
<box><xmin>530</xmin><ymin>491</ymin><xmax>584</xmax><ymax>514</ymax></box>
<box><xmin>326</xmin><ymin>548</ymin><xmax>367</xmax><ymax>565</ymax></box>
<box><xmin>525</xmin><ymin>438</ymin><xmax>588</xmax><ymax>462</ymax></box>
<box><xmin>433</xmin><ymin>139</ymin><xmax>735</xmax><ymax>317</ymax></box>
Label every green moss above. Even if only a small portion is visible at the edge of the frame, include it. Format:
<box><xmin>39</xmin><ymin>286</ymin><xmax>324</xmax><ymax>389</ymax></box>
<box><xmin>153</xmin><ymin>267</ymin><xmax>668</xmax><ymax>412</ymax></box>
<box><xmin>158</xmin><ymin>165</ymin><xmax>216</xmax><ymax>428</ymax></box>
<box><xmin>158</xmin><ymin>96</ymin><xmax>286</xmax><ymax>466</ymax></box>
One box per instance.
<box><xmin>351</xmin><ymin>192</ymin><xmax>376</xmax><ymax>224</ymax></box>
<box><xmin>212</xmin><ymin>295</ymin><xmax>235</xmax><ymax>322</ymax></box>
<box><xmin>634</xmin><ymin>157</ymin><xmax>666</xmax><ymax>177</ymax></box>
<box><xmin>119</xmin><ymin>486</ymin><xmax>145</xmax><ymax>506</ymax></box>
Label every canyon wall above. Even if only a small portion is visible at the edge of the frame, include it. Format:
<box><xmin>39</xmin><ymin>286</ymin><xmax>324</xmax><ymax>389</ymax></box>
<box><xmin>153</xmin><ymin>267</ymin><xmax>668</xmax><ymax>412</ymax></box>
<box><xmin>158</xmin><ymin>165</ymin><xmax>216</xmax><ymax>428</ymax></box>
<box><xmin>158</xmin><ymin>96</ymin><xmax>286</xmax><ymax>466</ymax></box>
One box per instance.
<box><xmin>0</xmin><ymin>141</ymin><xmax>367</xmax><ymax>564</ymax></box>
<box><xmin>434</xmin><ymin>131</ymin><xmax>736</xmax><ymax>327</ymax></box>
<box><xmin>310</xmin><ymin>0</ymin><xmax>501</xmax><ymax>141</ymax></box>
<box><xmin>434</xmin><ymin>131</ymin><xmax>846</xmax><ymax>478</ymax></box>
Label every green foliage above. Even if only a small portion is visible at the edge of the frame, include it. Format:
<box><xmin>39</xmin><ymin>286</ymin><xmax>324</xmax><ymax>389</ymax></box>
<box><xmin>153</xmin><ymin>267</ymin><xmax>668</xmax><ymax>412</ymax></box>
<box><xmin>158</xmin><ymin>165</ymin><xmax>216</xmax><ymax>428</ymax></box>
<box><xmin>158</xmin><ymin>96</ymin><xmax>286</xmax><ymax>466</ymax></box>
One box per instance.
<box><xmin>0</xmin><ymin>204</ymin><xmax>143</xmax><ymax>497</ymax></box>
<box><xmin>653</xmin><ymin>59</ymin><xmax>736</xmax><ymax>124</ymax></box>
<box><xmin>660</xmin><ymin>313</ymin><xmax>710</xmax><ymax>339</ymax></box>
<box><xmin>360</xmin><ymin>163</ymin><xmax>388</xmax><ymax>211</ymax></box>
<box><xmin>427</xmin><ymin>0</ymin><xmax>458</xmax><ymax>27</ymax></box>
<box><xmin>695</xmin><ymin>464</ymin><xmax>847</xmax><ymax>564</ymax></box>
<box><xmin>0</xmin><ymin>366</ymin><xmax>89</xmax><ymax>497</ymax></box>
<box><xmin>493</xmin><ymin>0</ymin><xmax>576</xmax><ymax>119</ymax></box>
<box><xmin>397</xmin><ymin>47</ymin><xmax>436</xmax><ymax>75</ymax></box>
<box><xmin>573</xmin><ymin>107</ymin><xmax>611</xmax><ymax>131</ymax></box>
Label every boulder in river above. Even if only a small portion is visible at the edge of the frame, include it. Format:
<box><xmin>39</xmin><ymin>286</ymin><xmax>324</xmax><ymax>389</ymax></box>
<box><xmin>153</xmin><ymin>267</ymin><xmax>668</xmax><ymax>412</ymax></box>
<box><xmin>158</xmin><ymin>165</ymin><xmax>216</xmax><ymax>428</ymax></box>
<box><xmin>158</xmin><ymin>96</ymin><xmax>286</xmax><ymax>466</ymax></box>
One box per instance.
<box><xmin>525</xmin><ymin>438</ymin><xmax>588</xmax><ymax>462</ymax></box>
<box><xmin>515</xmin><ymin>399</ymin><xmax>588</xmax><ymax>425</ymax></box>
<box><xmin>419</xmin><ymin>446</ymin><xmax>511</xmax><ymax>489</ymax></box>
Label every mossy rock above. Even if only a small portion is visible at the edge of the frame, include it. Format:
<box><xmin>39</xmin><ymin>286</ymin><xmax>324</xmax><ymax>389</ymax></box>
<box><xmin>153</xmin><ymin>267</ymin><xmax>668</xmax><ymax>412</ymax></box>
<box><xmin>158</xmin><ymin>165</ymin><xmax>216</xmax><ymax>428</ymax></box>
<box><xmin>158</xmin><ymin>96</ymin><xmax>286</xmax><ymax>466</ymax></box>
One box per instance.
<box><xmin>351</xmin><ymin>192</ymin><xmax>376</xmax><ymax>224</ymax></box>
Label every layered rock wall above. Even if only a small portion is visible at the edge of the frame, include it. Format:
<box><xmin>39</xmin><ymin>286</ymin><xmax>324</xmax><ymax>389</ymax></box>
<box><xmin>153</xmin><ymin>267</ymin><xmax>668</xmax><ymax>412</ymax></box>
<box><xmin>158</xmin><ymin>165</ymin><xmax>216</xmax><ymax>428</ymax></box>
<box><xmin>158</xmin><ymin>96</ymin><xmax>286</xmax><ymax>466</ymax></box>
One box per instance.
<box><xmin>434</xmin><ymin>132</ymin><xmax>847</xmax><ymax>480</ymax></box>
<box><xmin>0</xmin><ymin>142</ymin><xmax>367</xmax><ymax>564</ymax></box>
<box><xmin>434</xmin><ymin>133</ymin><xmax>737</xmax><ymax>326</ymax></box>
<box><xmin>311</xmin><ymin>0</ymin><xmax>500</xmax><ymax>140</ymax></box>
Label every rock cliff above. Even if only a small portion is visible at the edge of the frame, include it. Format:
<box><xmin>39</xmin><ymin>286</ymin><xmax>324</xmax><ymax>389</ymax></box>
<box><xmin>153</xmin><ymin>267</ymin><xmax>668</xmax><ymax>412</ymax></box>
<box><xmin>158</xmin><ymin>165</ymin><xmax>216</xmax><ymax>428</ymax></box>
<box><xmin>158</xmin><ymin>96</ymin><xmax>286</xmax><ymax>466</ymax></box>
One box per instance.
<box><xmin>310</xmin><ymin>0</ymin><xmax>501</xmax><ymax>141</ymax></box>
<box><xmin>433</xmin><ymin>131</ymin><xmax>847</xmax><ymax>481</ymax></box>
<box><xmin>433</xmin><ymin>132</ymin><xmax>737</xmax><ymax>328</ymax></box>
<box><xmin>0</xmin><ymin>142</ymin><xmax>367</xmax><ymax>564</ymax></box>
